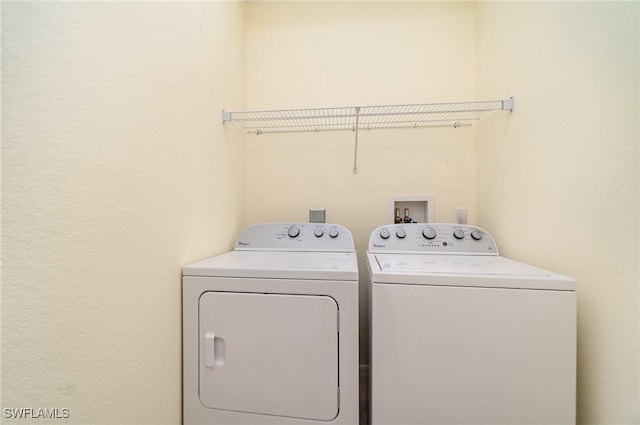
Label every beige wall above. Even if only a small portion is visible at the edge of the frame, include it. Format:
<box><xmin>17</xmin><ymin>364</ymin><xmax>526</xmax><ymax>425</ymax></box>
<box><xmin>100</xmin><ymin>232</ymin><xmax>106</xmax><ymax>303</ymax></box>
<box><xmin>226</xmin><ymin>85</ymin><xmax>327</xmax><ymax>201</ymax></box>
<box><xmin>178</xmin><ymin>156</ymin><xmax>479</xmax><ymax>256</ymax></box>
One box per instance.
<box><xmin>476</xmin><ymin>2</ymin><xmax>639</xmax><ymax>423</ymax></box>
<box><xmin>244</xmin><ymin>1</ymin><xmax>478</xmax><ymax>364</ymax></box>
<box><xmin>1</xmin><ymin>2</ymin><xmax>245</xmax><ymax>424</ymax></box>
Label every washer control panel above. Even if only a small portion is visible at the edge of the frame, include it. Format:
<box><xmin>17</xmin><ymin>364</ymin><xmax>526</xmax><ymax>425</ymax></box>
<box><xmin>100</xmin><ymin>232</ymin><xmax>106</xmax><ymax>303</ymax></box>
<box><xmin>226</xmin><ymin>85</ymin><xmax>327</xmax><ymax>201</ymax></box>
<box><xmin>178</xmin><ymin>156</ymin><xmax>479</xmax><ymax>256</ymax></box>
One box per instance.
<box><xmin>369</xmin><ymin>223</ymin><xmax>498</xmax><ymax>255</ymax></box>
<box><xmin>236</xmin><ymin>223</ymin><xmax>354</xmax><ymax>252</ymax></box>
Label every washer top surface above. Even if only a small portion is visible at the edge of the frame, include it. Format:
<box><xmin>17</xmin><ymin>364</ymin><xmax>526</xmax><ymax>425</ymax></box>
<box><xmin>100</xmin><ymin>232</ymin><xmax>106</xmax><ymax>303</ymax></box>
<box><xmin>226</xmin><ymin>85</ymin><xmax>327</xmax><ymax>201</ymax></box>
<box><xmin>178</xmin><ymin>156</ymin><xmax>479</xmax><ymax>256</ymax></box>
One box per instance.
<box><xmin>367</xmin><ymin>224</ymin><xmax>575</xmax><ymax>291</ymax></box>
<box><xmin>183</xmin><ymin>223</ymin><xmax>358</xmax><ymax>281</ymax></box>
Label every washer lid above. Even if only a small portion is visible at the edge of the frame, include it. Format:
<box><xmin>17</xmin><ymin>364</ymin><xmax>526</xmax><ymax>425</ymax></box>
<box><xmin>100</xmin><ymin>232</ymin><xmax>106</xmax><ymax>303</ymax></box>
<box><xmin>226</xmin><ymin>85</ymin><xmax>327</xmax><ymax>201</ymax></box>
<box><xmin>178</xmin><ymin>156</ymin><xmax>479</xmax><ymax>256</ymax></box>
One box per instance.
<box><xmin>369</xmin><ymin>253</ymin><xmax>575</xmax><ymax>290</ymax></box>
<box><xmin>184</xmin><ymin>250</ymin><xmax>358</xmax><ymax>281</ymax></box>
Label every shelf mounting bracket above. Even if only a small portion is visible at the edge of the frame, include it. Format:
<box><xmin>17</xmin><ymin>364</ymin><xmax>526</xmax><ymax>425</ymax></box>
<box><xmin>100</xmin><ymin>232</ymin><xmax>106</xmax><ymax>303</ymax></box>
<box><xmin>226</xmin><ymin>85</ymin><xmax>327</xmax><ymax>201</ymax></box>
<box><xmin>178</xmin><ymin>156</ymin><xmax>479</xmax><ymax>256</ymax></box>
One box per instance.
<box><xmin>353</xmin><ymin>107</ymin><xmax>360</xmax><ymax>174</ymax></box>
<box><xmin>502</xmin><ymin>96</ymin><xmax>515</xmax><ymax>113</ymax></box>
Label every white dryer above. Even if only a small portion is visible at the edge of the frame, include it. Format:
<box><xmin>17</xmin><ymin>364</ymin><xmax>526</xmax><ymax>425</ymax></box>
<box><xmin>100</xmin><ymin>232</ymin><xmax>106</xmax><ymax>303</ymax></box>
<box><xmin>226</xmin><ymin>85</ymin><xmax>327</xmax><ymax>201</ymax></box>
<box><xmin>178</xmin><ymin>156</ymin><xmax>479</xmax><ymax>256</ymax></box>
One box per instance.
<box><xmin>183</xmin><ymin>223</ymin><xmax>359</xmax><ymax>425</ymax></box>
<box><xmin>366</xmin><ymin>223</ymin><xmax>576</xmax><ymax>425</ymax></box>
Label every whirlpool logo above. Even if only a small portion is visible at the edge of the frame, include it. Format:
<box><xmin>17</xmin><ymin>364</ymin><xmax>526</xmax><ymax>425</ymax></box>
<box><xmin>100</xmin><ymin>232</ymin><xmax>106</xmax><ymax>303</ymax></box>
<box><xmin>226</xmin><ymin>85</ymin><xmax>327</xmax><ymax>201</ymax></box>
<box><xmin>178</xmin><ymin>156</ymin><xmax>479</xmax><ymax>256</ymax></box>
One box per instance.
<box><xmin>238</xmin><ymin>241</ymin><xmax>249</xmax><ymax>246</ymax></box>
<box><xmin>373</xmin><ymin>244</ymin><xmax>386</xmax><ymax>248</ymax></box>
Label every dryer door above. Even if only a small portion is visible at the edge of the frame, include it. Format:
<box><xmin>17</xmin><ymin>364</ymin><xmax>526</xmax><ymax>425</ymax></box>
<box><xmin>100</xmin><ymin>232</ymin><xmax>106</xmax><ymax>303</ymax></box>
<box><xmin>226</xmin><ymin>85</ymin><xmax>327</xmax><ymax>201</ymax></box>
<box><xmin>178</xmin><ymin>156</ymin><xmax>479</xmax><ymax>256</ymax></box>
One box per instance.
<box><xmin>199</xmin><ymin>291</ymin><xmax>339</xmax><ymax>420</ymax></box>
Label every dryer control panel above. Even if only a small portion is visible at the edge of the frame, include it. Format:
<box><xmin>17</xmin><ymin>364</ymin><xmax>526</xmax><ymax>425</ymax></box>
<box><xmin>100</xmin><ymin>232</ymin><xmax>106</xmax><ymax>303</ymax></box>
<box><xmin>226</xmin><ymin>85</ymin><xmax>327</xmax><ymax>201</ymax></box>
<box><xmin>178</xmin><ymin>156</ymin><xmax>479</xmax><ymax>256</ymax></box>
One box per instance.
<box><xmin>369</xmin><ymin>223</ymin><xmax>498</xmax><ymax>255</ymax></box>
<box><xmin>236</xmin><ymin>223</ymin><xmax>355</xmax><ymax>252</ymax></box>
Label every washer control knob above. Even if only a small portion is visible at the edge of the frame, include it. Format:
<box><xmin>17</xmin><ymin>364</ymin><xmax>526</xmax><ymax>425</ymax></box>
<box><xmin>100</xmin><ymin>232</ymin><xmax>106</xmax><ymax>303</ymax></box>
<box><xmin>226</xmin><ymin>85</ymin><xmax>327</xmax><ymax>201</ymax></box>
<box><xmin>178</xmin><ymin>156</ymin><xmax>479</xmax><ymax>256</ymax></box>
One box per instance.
<box><xmin>454</xmin><ymin>229</ymin><xmax>465</xmax><ymax>240</ymax></box>
<box><xmin>396</xmin><ymin>229</ymin><xmax>406</xmax><ymax>239</ymax></box>
<box><xmin>314</xmin><ymin>228</ymin><xmax>324</xmax><ymax>238</ymax></box>
<box><xmin>422</xmin><ymin>227</ymin><xmax>437</xmax><ymax>240</ymax></box>
<box><xmin>471</xmin><ymin>230</ymin><xmax>483</xmax><ymax>240</ymax></box>
<box><xmin>380</xmin><ymin>229</ymin><xmax>390</xmax><ymax>239</ymax></box>
<box><xmin>287</xmin><ymin>225</ymin><xmax>300</xmax><ymax>238</ymax></box>
<box><xmin>329</xmin><ymin>228</ymin><xmax>339</xmax><ymax>238</ymax></box>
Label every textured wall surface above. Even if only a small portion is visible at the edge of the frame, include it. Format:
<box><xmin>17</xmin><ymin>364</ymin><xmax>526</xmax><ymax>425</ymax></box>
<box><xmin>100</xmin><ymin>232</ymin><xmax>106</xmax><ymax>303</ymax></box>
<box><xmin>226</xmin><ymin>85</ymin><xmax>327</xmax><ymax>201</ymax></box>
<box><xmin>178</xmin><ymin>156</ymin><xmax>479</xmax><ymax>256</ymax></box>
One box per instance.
<box><xmin>476</xmin><ymin>2</ymin><xmax>639</xmax><ymax>423</ymax></box>
<box><xmin>1</xmin><ymin>2</ymin><xmax>245</xmax><ymax>423</ymax></box>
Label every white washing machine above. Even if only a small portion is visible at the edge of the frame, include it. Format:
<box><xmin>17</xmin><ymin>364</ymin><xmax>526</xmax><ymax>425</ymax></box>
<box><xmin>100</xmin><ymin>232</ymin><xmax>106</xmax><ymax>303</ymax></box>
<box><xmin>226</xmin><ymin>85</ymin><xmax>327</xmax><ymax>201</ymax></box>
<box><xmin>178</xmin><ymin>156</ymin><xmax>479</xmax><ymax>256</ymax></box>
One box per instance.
<box><xmin>366</xmin><ymin>223</ymin><xmax>576</xmax><ymax>425</ymax></box>
<box><xmin>183</xmin><ymin>223</ymin><xmax>359</xmax><ymax>425</ymax></box>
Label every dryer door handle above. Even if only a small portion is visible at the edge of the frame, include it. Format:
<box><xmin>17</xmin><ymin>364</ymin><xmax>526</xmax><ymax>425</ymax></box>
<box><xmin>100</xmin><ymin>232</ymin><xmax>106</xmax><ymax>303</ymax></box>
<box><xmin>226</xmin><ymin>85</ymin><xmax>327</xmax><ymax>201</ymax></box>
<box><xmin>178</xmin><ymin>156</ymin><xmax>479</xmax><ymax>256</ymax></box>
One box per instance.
<box><xmin>204</xmin><ymin>332</ymin><xmax>226</xmax><ymax>368</ymax></box>
<box><xmin>205</xmin><ymin>332</ymin><xmax>216</xmax><ymax>368</ymax></box>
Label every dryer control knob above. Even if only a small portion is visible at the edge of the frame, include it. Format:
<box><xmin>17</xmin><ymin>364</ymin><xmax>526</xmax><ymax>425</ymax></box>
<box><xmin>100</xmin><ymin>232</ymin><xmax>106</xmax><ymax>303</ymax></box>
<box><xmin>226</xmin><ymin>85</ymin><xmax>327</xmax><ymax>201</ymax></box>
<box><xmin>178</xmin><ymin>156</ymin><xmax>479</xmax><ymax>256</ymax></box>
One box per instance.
<box><xmin>454</xmin><ymin>229</ymin><xmax>465</xmax><ymax>239</ymax></box>
<box><xmin>396</xmin><ymin>229</ymin><xmax>406</xmax><ymax>239</ymax></box>
<box><xmin>314</xmin><ymin>228</ymin><xmax>324</xmax><ymax>238</ymax></box>
<box><xmin>380</xmin><ymin>229</ymin><xmax>391</xmax><ymax>239</ymax></box>
<box><xmin>471</xmin><ymin>230</ymin><xmax>483</xmax><ymax>240</ymax></box>
<box><xmin>287</xmin><ymin>225</ymin><xmax>300</xmax><ymax>238</ymax></box>
<box><xmin>422</xmin><ymin>227</ymin><xmax>437</xmax><ymax>240</ymax></box>
<box><xmin>329</xmin><ymin>229</ymin><xmax>339</xmax><ymax>238</ymax></box>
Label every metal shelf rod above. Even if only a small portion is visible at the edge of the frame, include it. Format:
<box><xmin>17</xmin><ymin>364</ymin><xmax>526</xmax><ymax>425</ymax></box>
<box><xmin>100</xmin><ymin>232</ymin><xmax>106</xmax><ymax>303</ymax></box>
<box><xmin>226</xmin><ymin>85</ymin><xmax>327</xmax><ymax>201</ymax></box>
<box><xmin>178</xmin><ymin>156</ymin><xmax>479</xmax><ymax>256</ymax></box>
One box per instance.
<box><xmin>229</xmin><ymin>109</ymin><xmax>499</xmax><ymax>123</ymax></box>
<box><xmin>222</xmin><ymin>98</ymin><xmax>513</xmax><ymax>131</ymax></box>
<box><xmin>222</xmin><ymin>97</ymin><xmax>514</xmax><ymax>174</ymax></box>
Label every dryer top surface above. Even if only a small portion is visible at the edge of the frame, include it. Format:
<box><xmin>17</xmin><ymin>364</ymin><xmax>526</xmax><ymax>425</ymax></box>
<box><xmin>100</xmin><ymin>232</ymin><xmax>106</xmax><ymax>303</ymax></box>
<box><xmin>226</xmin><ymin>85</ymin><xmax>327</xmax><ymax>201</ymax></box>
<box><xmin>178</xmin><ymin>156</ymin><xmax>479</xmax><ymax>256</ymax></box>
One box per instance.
<box><xmin>184</xmin><ymin>250</ymin><xmax>358</xmax><ymax>281</ymax></box>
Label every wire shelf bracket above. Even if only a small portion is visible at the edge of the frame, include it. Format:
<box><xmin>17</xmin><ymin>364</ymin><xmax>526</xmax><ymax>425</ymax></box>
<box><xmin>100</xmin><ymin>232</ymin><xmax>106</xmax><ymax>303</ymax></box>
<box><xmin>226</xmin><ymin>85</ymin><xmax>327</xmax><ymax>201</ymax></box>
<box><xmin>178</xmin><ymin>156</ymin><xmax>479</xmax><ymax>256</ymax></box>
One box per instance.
<box><xmin>222</xmin><ymin>97</ymin><xmax>514</xmax><ymax>173</ymax></box>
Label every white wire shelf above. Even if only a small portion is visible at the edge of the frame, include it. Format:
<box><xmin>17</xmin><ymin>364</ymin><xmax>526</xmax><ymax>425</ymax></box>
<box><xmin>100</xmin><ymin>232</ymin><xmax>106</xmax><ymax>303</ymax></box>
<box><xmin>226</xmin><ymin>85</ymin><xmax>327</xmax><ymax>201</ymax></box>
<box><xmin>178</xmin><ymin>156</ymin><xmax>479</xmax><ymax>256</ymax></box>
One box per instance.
<box><xmin>222</xmin><ymin>97</ymin><xmax>514</xmax><ymax>134</ymax></box>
